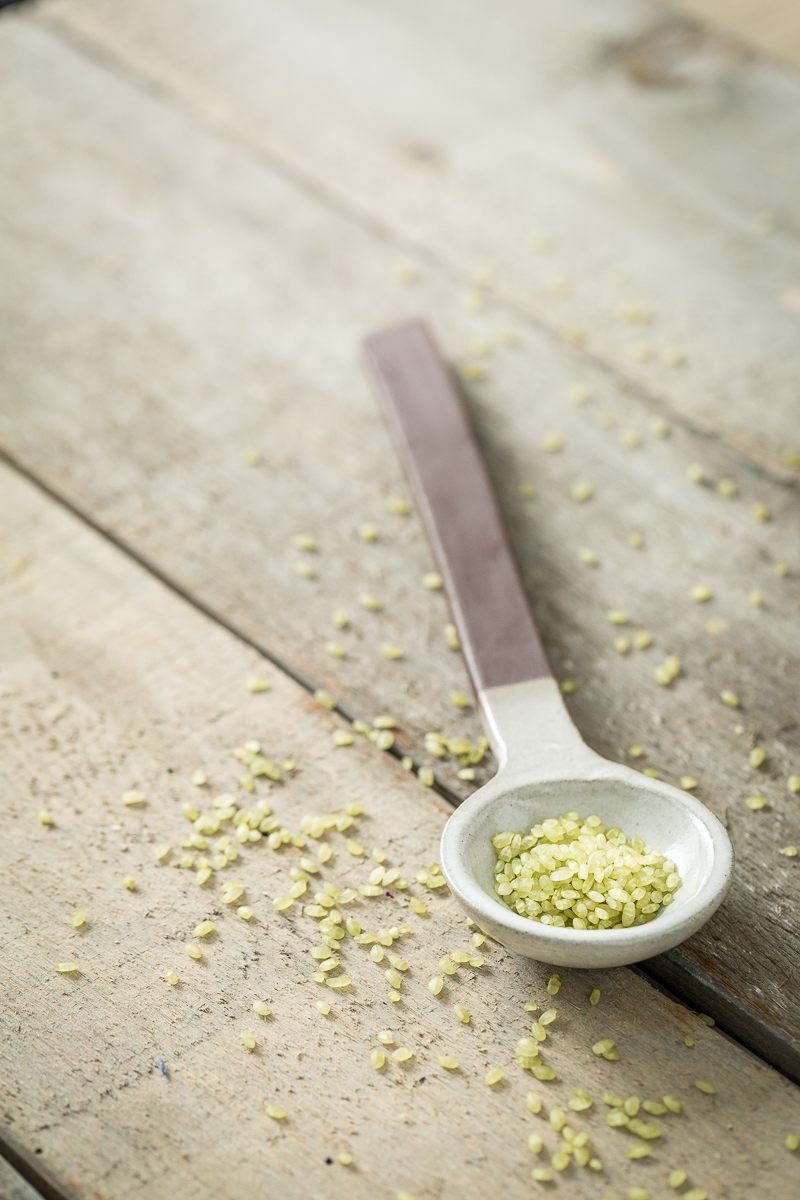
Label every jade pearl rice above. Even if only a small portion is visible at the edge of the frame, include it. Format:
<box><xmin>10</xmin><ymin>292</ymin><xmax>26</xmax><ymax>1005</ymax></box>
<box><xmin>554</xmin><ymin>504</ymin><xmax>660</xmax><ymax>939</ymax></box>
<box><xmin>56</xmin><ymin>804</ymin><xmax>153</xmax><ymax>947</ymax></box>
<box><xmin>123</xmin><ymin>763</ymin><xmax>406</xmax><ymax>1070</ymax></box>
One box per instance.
<box><xmin>491</xmin><ymin>812</ymin><xmax>681</xmax><ymax>931</ymax></box>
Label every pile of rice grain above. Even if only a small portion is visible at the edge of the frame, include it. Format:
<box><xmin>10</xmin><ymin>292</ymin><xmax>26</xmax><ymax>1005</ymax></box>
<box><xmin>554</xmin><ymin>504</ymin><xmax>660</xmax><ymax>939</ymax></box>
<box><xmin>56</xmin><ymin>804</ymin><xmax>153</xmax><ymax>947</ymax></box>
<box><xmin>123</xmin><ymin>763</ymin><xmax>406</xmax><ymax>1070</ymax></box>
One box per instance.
<box><xmin>492</xmin><ymin>812</ymin><xmax>680</xmax><ymax>930</ymax></box>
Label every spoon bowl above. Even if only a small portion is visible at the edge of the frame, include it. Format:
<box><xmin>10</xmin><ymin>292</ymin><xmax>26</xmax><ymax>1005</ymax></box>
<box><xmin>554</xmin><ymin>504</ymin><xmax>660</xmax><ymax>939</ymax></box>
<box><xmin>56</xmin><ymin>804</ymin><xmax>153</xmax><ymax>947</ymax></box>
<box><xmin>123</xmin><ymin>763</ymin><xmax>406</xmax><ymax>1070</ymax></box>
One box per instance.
<box><xmin>440</xmin><ymin>681</ymin><xmax>732</xmax><ymax>968</ymax></box>
<box><xmin>364</xmin><ymin>320</ymin><xmax>733</xmax><ymax>970</ymax></box>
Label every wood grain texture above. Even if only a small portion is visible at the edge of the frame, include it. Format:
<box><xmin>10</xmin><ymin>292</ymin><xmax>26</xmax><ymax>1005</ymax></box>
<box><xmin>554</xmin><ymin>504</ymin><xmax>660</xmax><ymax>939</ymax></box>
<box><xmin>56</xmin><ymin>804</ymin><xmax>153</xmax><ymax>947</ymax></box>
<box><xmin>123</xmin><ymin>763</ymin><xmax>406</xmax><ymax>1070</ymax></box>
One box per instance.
<box><xmin>2</xmin><ymin>460</ymin><xmax>800</xmax><ymax>1200</ymax></box>
<box><xmin>1</xmin><ymin>3</ymin><xmax>800</xmax><ymax>1079</ymax></box>
<box><xmin>365</xmin><ymin>321</ymin><xmax>551</xmax><ymax>691</ymax></box>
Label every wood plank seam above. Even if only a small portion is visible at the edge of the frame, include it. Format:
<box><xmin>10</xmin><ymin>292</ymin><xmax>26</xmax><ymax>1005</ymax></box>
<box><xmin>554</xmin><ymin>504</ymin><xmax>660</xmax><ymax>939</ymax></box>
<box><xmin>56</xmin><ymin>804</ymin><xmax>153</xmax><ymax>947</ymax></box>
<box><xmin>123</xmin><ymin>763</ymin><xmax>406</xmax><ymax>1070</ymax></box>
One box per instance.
<box><xmin>0</xmin><ymin>440</ymin><xmax>464</xmax><ymax>810</ymax></box>
<box><xmin>25</xmin><ymin>6</ymin><xmax>800</xmax><ymax>496</ymax></box>
<box><xmin>642</xmin><ymin>952</ymin><xmax>800</xmax><ymax>1085</ymax></box>
<box><xmin>0</xmin><ymin>1126</ymin><xmax>80</xmax><ymax>1200</ymax></box>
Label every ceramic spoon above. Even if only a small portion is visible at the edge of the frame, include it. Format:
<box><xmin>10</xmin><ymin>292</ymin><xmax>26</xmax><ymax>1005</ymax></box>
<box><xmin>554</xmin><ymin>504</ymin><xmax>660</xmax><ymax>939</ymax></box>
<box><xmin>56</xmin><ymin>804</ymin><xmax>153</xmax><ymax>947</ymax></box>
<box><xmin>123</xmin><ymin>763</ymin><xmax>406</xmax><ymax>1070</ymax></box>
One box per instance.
<box><xmin>364</xmin><ymin>319</ymin><xmax>733</xmax><ymax>969</ymax></box>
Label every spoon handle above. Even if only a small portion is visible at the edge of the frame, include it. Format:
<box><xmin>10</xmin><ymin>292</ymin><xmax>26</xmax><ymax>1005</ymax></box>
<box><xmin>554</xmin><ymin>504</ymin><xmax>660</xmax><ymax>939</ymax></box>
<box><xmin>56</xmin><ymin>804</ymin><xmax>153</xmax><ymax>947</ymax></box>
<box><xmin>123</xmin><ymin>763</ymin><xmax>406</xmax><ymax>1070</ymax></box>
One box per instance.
<box><xmin>364</xmin><ymin>319</ymin><xmax>552</xmax><ymax>695</ymax></box>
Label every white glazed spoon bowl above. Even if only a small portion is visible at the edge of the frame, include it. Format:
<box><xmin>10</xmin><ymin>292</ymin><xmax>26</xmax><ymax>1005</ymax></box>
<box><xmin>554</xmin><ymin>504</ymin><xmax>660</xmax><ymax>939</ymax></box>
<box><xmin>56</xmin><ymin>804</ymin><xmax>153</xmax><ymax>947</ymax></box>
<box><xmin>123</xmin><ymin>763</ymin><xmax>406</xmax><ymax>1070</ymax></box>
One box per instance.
<box><xmin>440</xmin><ymin>680</ymin><xmax>733</xmax><ymax>969</ymax></box>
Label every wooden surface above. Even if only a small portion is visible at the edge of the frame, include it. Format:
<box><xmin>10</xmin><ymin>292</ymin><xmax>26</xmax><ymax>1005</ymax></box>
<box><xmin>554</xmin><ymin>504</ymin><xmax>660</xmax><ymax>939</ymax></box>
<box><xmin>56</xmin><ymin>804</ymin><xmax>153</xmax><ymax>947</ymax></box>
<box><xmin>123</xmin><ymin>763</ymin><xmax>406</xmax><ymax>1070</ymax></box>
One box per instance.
<box><xmin>34</xmin><ymin>0</ymin><xmax>800</xmax><ymax>472</ymax></box>
<box><xmin>1</xmin><ymin>1</ymin><xmax>800</xmax><ymax>1081</ymax></box>
<box><xmin>2</xmin><ymin>459</ymin><xmax>800</xmax><ymax>1200</ymax></box>
<box><xmin>2</xmin><ymin>1</ymin><xmax>800</xmax><ymax>1194</ymax></box>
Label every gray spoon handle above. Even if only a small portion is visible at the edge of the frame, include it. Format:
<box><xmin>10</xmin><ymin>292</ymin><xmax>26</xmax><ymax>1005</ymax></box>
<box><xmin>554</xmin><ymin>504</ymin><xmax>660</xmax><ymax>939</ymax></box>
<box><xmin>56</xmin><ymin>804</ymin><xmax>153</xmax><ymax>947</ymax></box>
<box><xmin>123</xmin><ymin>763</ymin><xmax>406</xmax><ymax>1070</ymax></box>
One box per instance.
<box><xmin>363</xmin><ymin>319</ymin><xmax>552</xmax><ymax>694</ymax></box>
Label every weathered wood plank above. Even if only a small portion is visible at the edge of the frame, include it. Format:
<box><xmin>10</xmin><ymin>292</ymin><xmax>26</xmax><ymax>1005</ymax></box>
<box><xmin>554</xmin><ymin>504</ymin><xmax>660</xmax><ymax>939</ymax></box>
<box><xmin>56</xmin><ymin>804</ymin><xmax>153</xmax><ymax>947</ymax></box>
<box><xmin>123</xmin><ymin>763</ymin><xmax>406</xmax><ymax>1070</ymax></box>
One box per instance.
<box><xmin>2</xmin><ymin>459</ymin><xmax>800</xmax><ymax>1200</ymax></box>
<box><xmin>2</xmin><ymin>7</ymin><xmax>800</xmax><ymax>1079</ymax></box>
<box><xmin>37</xmin><ymin>0</ymin><xmax>800</xmax><ymax>476</ymax></box>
